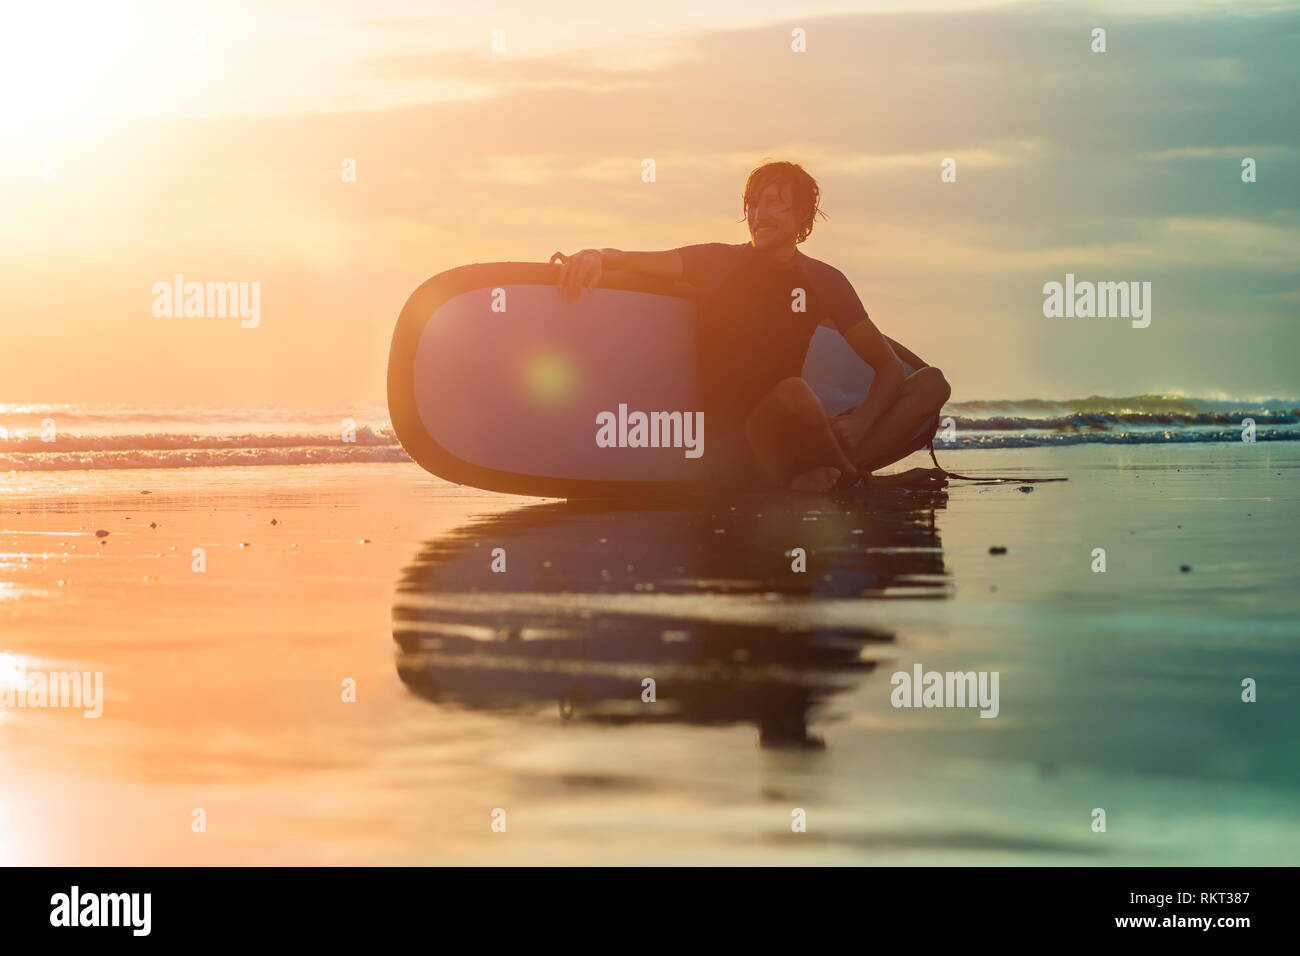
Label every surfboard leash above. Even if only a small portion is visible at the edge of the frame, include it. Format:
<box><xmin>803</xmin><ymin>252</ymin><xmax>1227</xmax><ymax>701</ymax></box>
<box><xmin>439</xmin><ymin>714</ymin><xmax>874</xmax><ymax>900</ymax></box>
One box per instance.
<box><xmin>925</xmin><ymin>438</ymin><xmax>1068</xmax><ymax>484</ymax></box>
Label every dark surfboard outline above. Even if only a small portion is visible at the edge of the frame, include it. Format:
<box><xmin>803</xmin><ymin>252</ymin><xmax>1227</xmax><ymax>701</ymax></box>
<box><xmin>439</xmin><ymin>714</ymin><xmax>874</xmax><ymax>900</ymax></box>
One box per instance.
<box><xmin>388</xmin><ymin>261</ymin><xmax>934</xmax><ymax>498</ymax></box>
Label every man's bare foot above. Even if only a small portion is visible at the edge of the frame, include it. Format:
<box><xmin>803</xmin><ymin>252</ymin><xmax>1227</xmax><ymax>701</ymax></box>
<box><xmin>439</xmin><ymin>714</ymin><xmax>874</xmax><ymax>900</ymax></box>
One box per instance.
<box><xmin>789</xmin><ymin>465</ymin><xmax>842</xmax><ymax>492</ymax></box>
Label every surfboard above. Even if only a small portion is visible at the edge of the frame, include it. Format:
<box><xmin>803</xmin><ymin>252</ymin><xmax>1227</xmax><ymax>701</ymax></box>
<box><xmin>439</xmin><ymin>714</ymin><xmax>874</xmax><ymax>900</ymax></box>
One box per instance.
<box><xmin>388</xmin><ymin>261</ymin><xmax>938</xmax><ymax>497</ymax></box>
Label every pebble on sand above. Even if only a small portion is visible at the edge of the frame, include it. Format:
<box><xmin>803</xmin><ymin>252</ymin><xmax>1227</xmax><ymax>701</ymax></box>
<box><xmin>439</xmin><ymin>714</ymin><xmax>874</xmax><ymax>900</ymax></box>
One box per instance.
<box><xmin>94</xmin><ymin>529</ymin><xmax>110</xmax><ymax>538</ymax></box>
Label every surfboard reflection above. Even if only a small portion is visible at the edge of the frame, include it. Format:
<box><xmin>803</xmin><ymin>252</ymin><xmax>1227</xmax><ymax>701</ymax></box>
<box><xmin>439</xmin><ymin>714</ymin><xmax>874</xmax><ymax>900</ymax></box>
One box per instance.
<box><xmin>393</xmin><ymin>486</ymin><xmax>949</xmax><ymax>747</ymax></box>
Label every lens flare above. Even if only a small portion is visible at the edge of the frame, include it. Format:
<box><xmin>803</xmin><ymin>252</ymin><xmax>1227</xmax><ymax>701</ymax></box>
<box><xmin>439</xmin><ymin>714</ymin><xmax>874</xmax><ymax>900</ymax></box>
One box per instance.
<box><xmin>523</xmin><ymin>351</ymin><xmax>576</xmax><ymax>405</ymax></box>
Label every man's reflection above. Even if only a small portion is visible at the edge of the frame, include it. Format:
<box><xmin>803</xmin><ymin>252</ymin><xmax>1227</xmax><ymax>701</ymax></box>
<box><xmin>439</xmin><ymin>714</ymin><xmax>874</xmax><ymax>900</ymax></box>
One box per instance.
<box><xmin>394</xmin><ymin>485</ymin><xmax>948</xmax><ymax>747</ymax></box>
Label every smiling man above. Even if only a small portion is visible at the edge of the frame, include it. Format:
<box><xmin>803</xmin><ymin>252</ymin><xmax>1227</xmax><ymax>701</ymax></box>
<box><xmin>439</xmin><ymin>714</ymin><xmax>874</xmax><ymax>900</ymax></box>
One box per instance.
<box><xmin>556</xmin><ymin>161</ymin><xmax>950</xmax><ymax>491</ymax></box>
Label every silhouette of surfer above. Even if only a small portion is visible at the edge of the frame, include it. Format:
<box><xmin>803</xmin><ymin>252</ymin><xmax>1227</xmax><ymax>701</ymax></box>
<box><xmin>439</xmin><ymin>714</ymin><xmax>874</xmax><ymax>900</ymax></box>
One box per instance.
<box><xmin>556</xmin><ymin>161</ymin><xmax>951</xmax><ymax>492</ymax></box>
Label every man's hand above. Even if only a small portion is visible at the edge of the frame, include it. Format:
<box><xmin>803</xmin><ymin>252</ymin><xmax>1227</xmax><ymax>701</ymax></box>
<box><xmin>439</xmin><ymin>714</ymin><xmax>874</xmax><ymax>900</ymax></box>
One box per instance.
<box><xmin>555</xmin><ymin>248</ymin><xmax>603</xmax><ymax>302</ymax></box>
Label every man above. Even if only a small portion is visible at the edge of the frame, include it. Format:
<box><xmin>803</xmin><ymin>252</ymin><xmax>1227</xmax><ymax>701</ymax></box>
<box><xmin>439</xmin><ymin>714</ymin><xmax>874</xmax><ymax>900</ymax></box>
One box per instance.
<box><xmin>556</xmin><ymin>161</ymin><xmax>950</xmax><ymax>491</ymax></box>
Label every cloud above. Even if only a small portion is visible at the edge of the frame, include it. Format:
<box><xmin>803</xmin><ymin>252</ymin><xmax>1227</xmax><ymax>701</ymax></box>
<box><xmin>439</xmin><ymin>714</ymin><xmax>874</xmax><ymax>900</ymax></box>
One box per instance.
<box><xmin>3</xmin><ymin>0</ymin><xmax>1298</xmax><ymax>404</ymax></box>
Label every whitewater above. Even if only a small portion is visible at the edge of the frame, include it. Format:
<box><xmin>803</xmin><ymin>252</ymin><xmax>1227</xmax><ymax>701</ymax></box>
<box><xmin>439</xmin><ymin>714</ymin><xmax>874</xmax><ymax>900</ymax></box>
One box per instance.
<box><xmin>0</xmin><ymin>398</ymin><xmax>1295</xmax><ymax>471</ymax></box>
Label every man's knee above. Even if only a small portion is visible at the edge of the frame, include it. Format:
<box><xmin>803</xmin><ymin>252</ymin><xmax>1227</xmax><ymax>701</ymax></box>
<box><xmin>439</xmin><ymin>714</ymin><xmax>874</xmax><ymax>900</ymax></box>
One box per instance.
<box><xmin>913</xmin><ymin>366</ymin><xmax>951</xmax><ymax>408</ymax></box>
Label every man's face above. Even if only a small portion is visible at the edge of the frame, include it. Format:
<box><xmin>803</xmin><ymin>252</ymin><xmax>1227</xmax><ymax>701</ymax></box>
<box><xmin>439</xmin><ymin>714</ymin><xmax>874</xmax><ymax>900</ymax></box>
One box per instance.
<box><xmin>747</xmin><ymin>182</ymin><xmax>800</xmax><ymax>251</ymax></box>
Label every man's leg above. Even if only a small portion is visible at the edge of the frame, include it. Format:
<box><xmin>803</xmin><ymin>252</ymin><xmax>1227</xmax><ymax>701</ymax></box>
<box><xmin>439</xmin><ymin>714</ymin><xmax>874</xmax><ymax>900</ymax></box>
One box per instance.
<box><xmin>742</xmin><ymin>377</ymin><xmax>858</xmax><ymax>491</ymax></box>
<box><xmin>830</xmin><ymin>366</ymin><xmax>951</xmax><ymax>473</ymax></box>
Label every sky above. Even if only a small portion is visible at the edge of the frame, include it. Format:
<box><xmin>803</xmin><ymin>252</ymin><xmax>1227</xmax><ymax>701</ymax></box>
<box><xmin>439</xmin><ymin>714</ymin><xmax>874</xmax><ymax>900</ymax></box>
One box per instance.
<box><xmin>0</xmin><ymin>0</ymin><xmax>1297</xmax><ymax>407</ymax></box>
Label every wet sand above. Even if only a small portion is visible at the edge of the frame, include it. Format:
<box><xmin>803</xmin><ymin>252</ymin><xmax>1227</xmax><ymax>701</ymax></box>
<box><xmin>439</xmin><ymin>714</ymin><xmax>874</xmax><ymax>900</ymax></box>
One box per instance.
<box><xmin>1</xmin><ymin>443</ymin><xmax>1297</xmax><ymax>864</ymax></box>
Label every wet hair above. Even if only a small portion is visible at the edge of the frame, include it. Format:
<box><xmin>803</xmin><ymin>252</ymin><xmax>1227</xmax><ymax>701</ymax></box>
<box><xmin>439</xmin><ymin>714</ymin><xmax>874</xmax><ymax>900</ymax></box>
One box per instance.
<box><xmin>741</xmin><ymin>161</ymin><xmax>826</xmax><ymax>244</ymax></box>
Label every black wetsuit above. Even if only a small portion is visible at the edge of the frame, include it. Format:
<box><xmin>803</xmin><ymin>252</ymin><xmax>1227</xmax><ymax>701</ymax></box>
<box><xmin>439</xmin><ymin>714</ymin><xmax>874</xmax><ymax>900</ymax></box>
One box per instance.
<box><xmin>674</xmin><ymin>242</ymin><xmax>874</xmax><ymax>483</ymax></box>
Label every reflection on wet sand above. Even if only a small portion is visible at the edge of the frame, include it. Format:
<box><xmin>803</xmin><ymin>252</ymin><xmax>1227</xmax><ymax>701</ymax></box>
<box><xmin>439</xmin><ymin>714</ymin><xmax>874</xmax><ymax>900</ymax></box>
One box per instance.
<box><xmin>394</xmin><ymin>485</ymin><xmax>949</xmax><ymax>747</ymax></box>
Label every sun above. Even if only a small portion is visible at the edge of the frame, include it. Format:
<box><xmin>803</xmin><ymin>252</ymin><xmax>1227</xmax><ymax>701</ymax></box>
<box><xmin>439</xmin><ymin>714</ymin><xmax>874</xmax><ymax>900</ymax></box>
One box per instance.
<box><xmin>0</xmin><ymin>2</ymin><xmax>173</xmax><ymax>142</ymax></box>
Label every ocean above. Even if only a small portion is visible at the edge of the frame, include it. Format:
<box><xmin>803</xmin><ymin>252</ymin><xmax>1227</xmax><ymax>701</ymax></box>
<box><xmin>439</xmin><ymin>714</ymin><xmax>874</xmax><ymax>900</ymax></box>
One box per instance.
<box><xmin>1</xmin><ymin>396</ymin><xmax>1296</xmax><ymax>472</ymax></box>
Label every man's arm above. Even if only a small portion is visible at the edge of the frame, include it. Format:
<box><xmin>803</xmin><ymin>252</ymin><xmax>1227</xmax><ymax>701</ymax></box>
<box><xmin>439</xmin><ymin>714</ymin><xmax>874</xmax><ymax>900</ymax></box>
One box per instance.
<box><xmin>557</xmin><ymin>248</ymin><xmax>683</xmax><ymax>300</ymax></box>
<box><xmin>820</xmin><ymin>262</ymin><xmax>910</xmax><ymax>433</ymax></box>
<box><xmin>598</xmin><ymin>249</ymin><xmax>683</xmax><ymax>279</ymax></box>
<box><xmin>840</xmin><ymin>317</ymin><xmax>908</xmax><ymax>434</ymax></box>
